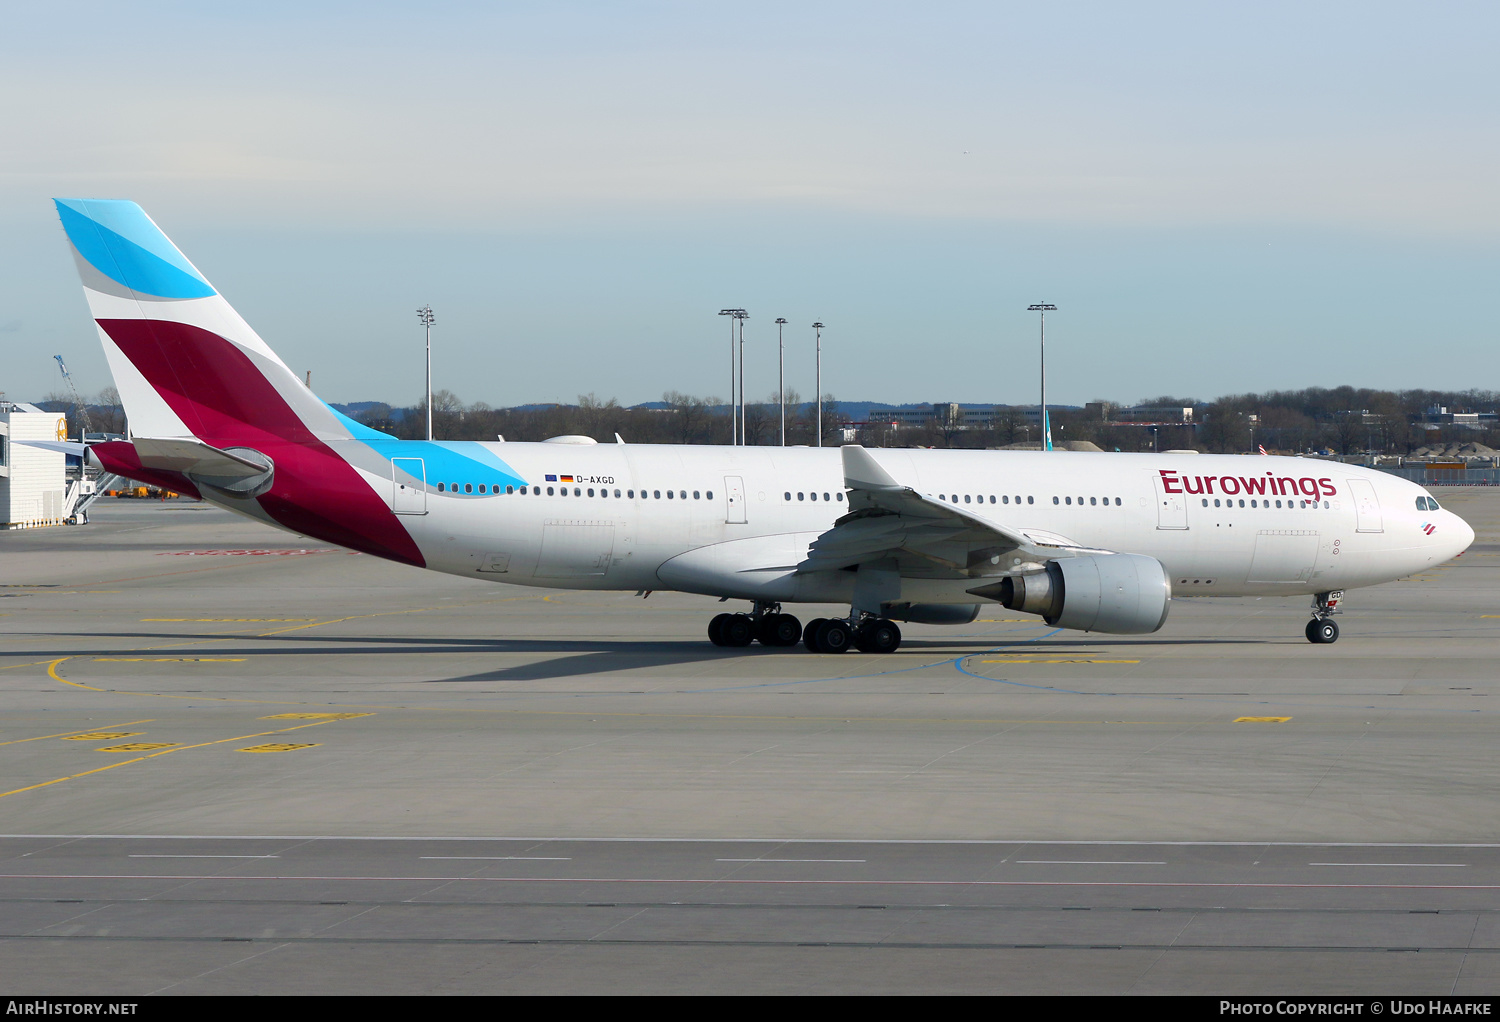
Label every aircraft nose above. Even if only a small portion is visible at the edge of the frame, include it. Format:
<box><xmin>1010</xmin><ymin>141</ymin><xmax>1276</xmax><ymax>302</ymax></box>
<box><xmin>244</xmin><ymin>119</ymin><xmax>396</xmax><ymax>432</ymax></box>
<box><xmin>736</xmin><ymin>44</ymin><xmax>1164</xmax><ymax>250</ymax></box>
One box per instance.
<box><xmin>1452</xmin><ymin>513</ymin><xmax>1476</xmax><ymax>556</ymax></box>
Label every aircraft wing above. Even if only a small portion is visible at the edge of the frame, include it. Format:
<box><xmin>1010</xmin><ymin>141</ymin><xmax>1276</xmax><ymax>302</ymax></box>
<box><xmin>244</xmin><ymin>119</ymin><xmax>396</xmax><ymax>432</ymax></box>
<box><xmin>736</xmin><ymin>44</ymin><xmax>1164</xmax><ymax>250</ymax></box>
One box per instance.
<box><xmin>797</xmin><ymin>445</ymin><xmax>1108</xmax><ymax>577</ymax></box>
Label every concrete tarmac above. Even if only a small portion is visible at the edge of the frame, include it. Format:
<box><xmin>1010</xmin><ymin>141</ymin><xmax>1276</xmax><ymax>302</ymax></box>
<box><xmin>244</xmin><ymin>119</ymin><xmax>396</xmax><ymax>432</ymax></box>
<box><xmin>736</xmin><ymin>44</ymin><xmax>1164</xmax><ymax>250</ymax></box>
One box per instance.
<box><xmin>2</xmin><ymin>490</ymin><xmax>1498</xmax><ymax>994</ymax></box>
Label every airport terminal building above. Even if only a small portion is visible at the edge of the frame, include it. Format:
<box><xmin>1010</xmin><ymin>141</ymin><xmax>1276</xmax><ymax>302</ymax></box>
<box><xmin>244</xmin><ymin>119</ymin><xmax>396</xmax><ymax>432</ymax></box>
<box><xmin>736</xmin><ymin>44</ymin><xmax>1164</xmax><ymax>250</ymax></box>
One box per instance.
<box><xmin>0</xmin><ymin>400</ymin><xmax>68</xmax><ymax>529</ymax></box>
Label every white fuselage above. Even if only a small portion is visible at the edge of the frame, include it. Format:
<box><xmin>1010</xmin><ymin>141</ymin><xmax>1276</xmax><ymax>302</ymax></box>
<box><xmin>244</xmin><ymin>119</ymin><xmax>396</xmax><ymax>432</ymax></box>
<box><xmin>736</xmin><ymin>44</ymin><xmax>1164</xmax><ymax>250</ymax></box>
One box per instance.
<box><xmin>293</xmin><ymin>443</ymin><xmax>1471</xmax><ymax>607</ymax></box>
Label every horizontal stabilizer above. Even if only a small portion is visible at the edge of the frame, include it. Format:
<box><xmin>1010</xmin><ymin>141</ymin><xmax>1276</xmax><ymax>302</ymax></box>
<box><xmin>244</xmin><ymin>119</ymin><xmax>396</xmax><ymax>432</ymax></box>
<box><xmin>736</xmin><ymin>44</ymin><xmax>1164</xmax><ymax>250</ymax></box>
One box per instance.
<box><xmin>12</xmin><ymin>439</ymin><xmax>88</xmax><ymax>456</ymax></box>
<box><xmin>132</xmin><ymin>437</ymin><xmax>270</xmax><ymax>482</ymax></box>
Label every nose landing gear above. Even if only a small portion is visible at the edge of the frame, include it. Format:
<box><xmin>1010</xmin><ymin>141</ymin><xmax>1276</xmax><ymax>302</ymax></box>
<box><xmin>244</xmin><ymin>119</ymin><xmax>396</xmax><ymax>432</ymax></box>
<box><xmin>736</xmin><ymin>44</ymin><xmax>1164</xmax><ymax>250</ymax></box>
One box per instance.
<box><xmin>1306</xmin><ymin>590</ymin><xmax>1343</xmax><ymax>644</ymax></box>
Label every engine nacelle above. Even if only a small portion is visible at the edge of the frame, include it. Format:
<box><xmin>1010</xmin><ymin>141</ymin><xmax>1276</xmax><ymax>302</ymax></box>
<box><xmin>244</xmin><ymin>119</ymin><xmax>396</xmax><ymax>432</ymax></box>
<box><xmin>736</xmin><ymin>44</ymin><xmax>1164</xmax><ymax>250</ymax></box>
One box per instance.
<box><xmin>978</xmin><ymin>553</ymin><xmax>1171</xmax><ymax>634</ymax></box>
<box><xmin>882</xmin><ymin>603</ymin><xmax>981</xmax><ymax>625</ymax></box>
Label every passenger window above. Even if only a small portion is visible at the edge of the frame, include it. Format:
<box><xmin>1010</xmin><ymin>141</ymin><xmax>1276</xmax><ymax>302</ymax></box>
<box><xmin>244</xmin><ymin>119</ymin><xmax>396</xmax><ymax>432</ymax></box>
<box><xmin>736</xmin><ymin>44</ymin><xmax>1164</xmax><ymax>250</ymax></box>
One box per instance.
<box><xmin>667</xmin><ymin>490</ymin><xmax>674</xmax><ymax>499</ymax></box>
<box><xmin>1202</xmin><ymin>499</ymin><xmax>1208</xmax><ymax>506</ymax></box>
<box><xmin>547</xmin><ymin>486</ymin><xmax>555</xmax><ymax>495</ymax></box>
<box><xmin>1027</xmin><ymin>496</ymin><xmax>1034</xmax><ymax>504</ymax></box>
<box><xmin>1090</xmin><ymin>497</ymin><xmax>1097</xmax><ymax>506</ymax></box>
<box><xmin>615</xmin><ymin>489</ymin><xmax>621</xmax><ymax>497</ymax></box>
<box><xmin>1053</xmin><ymin>496</ymin><xmax>1059</xmax><ymax>505</ymax></box>
<box><xmin>506</xmin><ymin>486</ymin><xmax>514</xmax><ymax>494</ymax></box>
<box><xmin>1065</xmin><ymin>497</ymin><xmax>1071</xmax><ymax>505</ymax></box>
<box><xmin>587</xmin><ymin>488</ymin><xmax>595</xmax><ymax>497</ymax></box>
<box><xmin>437</xmin><ymin>483</ymin><xmax>446</xmax><ymax>492</ymax></box>
<box><xmin>836</xmin><ymin>493</ymin><xmax>843</xmax><ymax>501</ymax></box>
<box><xmin>654</xmin><ymin>490</ymin><xmax>661</xmax><ymax>499</ymax></box>
<box><xmin>964</xmin><ymin>494</ymin><xmax>971</xmax><ymax>503</ymax></box>
<box><xmin>1002</xmin><ymin>495</ymin><xmax>1009</xmax><ymax>504</ymax></box>
<box><xmin>823</xmin><ymin>493</ymin><xmax>830</xmax><ymax>501</ymax></box>
<box><xmin>694</xmin><ymin>491</ymin><xmax>700</xmax><ymax>499</ymax></box>
<box><xmin>785</xmin><ymin>492</ymin><xmax>792</xmax><ymax>501</ymax></box>
<box><xmin>707</xmin><ymin>491</ymin><xmax>713</xmax><ymax>499</ymax></box>
<box><xmin>798</xmin><ymin>492</ymin><xmax>805</xmax><ymax>501</ymax></box>
<box><xmin>1115</xmin><ymin>497</ymin><xmax>1121</xmax><ymax>506</ymax></box>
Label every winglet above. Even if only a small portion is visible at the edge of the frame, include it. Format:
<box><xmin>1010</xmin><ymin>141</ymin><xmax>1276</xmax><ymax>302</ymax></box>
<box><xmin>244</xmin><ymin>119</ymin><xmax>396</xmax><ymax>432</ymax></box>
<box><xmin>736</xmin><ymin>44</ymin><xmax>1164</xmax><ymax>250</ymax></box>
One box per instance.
<box><xmin>841</xmin><ymin>445</ymin><xmax>902</xmax><ymax>492</ymax></box>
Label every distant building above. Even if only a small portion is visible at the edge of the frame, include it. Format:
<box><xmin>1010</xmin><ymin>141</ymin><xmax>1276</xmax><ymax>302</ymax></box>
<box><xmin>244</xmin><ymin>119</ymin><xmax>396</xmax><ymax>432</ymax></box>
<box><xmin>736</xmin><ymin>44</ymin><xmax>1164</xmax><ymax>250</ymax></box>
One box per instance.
<box><xmin>865</xmin><ymin>403</ymin><xmax>1049</xmax><ymax>431</ymax></box>
<box><xmin>1109</xmin><ymin>405</ymin><xmax>1194</xmax><ymax>424</ymax></box>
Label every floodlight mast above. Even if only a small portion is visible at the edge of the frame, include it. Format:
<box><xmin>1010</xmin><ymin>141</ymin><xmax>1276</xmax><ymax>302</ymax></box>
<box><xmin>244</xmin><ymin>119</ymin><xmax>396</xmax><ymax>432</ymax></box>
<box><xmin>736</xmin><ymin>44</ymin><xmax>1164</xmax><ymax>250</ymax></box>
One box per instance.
<box><xmin>718</xmin><ymin>309</ymin><xmax>742</xmax><ymax>444</ymax></box>
<box><xmin>775</xmin><ymin>318</ymin><xmax>787</xmax><ymax>445</ymax></box>
<box><xmin>811</xmin><ymin>322</ymin><xmax>824</xmax><ymax>447</ymax></box>
<box><xmin>733</xmin><ymin>310</ymin><xmax>749</xmax><ymax>445</ymax></box>
<box><xmin>416</xmin><ymin>305</ymin><xmax>435</xmax><ymax>440</ymax></box>
<box><xmin>1027</xmin><ymin>303</ymin><xmax>1057</xmax><ymax>451</ymax></box>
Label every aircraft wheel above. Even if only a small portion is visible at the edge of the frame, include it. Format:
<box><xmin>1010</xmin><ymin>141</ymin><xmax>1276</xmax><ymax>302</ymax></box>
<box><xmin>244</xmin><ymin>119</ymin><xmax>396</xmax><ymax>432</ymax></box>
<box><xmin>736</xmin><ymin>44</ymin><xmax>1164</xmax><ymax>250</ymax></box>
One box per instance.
<box><xmin>760</xmin><ymin>613</ymin><xmax>802</xmax><ymax>647</ymax></box>
<box><xmin>803</xmin><ymin>618</ymin><xmax>828</xmax><ymax>651</ymax></box>
<box><xmin>721</xmin><ymin>614</ymin><xmax>755</xmax><ymax>647</ymax></box>
<box><xmin>708</xmin><ymin>613</ymin><xmax>733</xmax><ymax>646</ymax></box>
<box><xmin>814</xmin><ymin>618</ymin><xmax>853</xmax><ymax>654</ymax></box>
<box><xmin>1306</xmin><ymin>618</ymin><xmax>1339</xmax><ymax>644</ymax></box>
<box><xmin>856</xmin><ymin>619</ymin><xmax>902</xmax><ymax>654</ymax></box>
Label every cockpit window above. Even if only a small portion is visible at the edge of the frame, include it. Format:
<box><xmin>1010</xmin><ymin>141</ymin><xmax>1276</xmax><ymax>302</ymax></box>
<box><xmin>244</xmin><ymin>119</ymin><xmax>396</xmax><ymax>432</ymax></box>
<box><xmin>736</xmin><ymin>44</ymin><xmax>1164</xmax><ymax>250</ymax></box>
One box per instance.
<box><xmin>1427</xmin><ymin>496</ymin><xmax>1441</xmax><ymax>510</ymax></box>
<box><xmin>1416</xmin><ymin>495</ymin><xmax>1441</xmax><ymax>511</ymax></box>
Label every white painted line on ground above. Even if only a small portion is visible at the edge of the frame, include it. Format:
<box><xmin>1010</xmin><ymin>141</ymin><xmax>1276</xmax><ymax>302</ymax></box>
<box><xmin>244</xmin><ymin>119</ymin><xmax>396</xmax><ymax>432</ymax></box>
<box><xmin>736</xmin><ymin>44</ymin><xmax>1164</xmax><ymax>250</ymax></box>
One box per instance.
<box><xmin>127</xmin><ymin>854</ymin><xmax>281</xmax><ymax>859</ymax></box>
<box><xmin>8</xmin><ymin>836</ymin><xmax>1500</xmax><ymax>847</ymax></box>
<box><xmin>5</xmin><ymin>873</ymin><xmax>1500</xmax><ymax>890</ymax></box>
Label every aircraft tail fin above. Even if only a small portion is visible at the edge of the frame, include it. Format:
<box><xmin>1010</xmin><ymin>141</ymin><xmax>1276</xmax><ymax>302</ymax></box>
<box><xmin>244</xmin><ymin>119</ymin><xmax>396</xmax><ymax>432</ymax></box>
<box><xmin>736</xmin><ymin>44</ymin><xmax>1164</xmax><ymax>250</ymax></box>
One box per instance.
<box><xmin>53</xmin><ymin>198</ymin><xmax>359</xmax><ymax>448</ymax></box>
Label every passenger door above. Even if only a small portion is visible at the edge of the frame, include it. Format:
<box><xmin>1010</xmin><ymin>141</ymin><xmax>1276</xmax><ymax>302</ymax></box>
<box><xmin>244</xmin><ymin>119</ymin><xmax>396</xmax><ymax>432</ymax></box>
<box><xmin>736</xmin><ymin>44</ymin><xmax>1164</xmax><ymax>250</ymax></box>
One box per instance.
<box><xmin>392</xmin><ymin>458</ymin><xmax>426</xmax><ymax>514</ymax></box>
<box><xmin>1151</xmin><ymin>472</ymin><xmax>1188</xmax><ymax>530</ymax></box>
<box><xmin>1346</xmin><ymin>478</ymin><xmax>1383</xmax><ymax>533</ymax></box>
<box><xmin>724</xmin><ymin>475</ymin><xmax>747</xmax><ymax>525</ymax></box>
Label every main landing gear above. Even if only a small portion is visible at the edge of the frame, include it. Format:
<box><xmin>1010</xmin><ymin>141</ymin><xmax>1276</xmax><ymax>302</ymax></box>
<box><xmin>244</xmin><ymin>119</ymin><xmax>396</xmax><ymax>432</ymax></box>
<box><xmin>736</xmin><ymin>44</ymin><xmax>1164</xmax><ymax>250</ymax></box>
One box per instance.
<box><xmin>708</xmin><ymin>603</ymin><xmax>802</xmax><ymax>648</ymax></box>
<box><xmin>1305</xmin><ymin>590</ymin><xmax>1342</xmax><ymax>644</ymax></box>
<box><xmin>707</xmin><ymin>605</ymin><xmax>904</xmax><ymax>653</ymax></box>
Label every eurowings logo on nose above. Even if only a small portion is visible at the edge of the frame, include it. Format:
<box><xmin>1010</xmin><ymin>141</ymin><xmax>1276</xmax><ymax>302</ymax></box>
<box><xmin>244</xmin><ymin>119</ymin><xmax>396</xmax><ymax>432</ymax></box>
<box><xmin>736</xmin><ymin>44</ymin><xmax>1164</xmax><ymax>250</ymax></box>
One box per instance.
<box><xmin>1423</xmin><ymin>522</ymin><xmax>1436</xmax><ymax>535</ymax></box>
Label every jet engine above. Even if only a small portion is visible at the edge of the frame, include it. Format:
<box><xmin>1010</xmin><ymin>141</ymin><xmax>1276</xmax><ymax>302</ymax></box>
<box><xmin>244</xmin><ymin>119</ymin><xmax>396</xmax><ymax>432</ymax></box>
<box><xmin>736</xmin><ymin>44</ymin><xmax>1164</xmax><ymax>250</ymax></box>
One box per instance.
<box><xmin>971</xmin><ymin>553</ymin><xmax>1171</xmax><ymax>634</ymax></box>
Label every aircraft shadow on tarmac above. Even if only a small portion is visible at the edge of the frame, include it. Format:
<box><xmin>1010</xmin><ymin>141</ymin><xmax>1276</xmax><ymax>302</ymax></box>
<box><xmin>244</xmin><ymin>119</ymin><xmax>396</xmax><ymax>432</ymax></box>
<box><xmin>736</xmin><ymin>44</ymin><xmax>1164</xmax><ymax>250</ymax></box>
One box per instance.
<box><xmin>24</xmin><ymin>630</ymin><xmax>1267</xmax><ymax>684</ymax></box>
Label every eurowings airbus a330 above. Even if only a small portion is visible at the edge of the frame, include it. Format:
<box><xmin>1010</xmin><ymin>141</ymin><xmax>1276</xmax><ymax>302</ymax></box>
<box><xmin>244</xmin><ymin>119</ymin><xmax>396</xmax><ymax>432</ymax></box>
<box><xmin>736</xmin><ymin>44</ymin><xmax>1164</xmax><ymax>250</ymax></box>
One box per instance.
<box><xmin>52</xmin><ymin>199</ymin><xmax>1475</xmax><ymax>651</ymax></box>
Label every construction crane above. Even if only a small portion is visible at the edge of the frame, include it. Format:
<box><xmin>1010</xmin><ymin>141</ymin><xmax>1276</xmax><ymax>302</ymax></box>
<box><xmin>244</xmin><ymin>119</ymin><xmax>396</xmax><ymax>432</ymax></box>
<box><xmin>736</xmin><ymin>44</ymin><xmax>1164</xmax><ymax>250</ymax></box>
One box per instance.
<box><xmin>53</xmin><ymin>354</ymin><xmax>93</xmax><ymax>438</ymax></box>
<box><xmin>52</xmin><ymin>355</ymin><xmax>123</xmax><ymax>524</ymax></box>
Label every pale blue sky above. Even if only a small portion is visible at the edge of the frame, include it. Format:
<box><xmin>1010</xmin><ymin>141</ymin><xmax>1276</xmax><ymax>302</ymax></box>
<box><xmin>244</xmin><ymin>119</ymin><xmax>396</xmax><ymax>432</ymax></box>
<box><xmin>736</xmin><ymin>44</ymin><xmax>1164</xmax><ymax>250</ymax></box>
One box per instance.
<box><xmin>3</xmin><ymin>2</ymin><xmax>1497</xmax><ymax>407</ymax></box>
